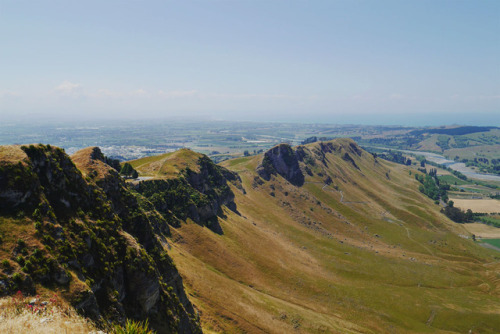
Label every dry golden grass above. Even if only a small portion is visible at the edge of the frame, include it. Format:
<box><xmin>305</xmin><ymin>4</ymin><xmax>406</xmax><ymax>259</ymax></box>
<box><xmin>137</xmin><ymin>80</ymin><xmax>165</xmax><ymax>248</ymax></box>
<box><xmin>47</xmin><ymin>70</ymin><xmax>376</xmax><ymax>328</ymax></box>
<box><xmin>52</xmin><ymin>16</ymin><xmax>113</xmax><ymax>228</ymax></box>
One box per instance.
<box><xmin>71</xmin><ymin>147</ymin><xmax>115</xmax><ymax>179</ymax></box>
<box><xmin>453</xmin><ymin>198</ymin><xmax>500</xmax><ymax>213</ymax></box>
<box><xmin>168</xmin><ymin>140</ymin><xmax>500</xmax><ymax>333</ymax></box>
<box><xmin>417</xmin><ymin>134</ymin><xmax>443</xmax><ymax>152</ymax></box>
<box><xmin>445</xmin><ymin>144</ymin><xmax>500</xmax><ymax>161</ymax></box>
<box><xmin>462</xmin><ymin>223</ymin><xmax>500</xmax><ymax>238</ymax></box>
<box><xmin>0</xmin><ymin>145</ymin><xmax>28</xmax><ymax>165</ymax></box>
<box><xmin>0</xmin><ymin>294</ymin><xmax>99</xmax><ymax>334</ymax></box>
<box><xmin>128</xmin><ymin>149</ymin><xmax>202</xmax><ymax>178</ymax></box>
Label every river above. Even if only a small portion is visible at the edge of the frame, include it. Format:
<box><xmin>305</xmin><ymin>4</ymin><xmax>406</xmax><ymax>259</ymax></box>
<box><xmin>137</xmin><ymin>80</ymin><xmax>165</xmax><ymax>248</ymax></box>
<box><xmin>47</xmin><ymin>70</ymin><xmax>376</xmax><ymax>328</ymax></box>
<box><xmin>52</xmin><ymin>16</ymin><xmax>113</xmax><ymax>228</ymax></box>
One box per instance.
<box><xmin>366</xmin><ymin>147</ymin><xmax>500</xmax><ymax>182</ymax></box>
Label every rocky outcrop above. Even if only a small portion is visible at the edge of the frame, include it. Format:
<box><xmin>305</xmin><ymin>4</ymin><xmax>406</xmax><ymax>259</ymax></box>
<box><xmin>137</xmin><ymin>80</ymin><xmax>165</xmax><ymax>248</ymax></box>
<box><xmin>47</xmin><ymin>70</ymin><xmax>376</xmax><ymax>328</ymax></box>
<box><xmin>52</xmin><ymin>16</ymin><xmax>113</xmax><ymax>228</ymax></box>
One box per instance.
<box><xmin>0</xmin><ymin>145</ymin><xmax>202</xmax><ymax>333</ymax></box>
<box><xmin>135</xmin><ymin>154</ymin><xmax>240</xmax><ymax>234</ymax></box>
<box><xmin>0</xmin><ymin>160</ymin><xmax>41</xmax><ymax>212</ymax></box>
<box><xmin>257</xmin><ymin>144</ymin><xmax>304</xmax><ymax>186</ymax></box>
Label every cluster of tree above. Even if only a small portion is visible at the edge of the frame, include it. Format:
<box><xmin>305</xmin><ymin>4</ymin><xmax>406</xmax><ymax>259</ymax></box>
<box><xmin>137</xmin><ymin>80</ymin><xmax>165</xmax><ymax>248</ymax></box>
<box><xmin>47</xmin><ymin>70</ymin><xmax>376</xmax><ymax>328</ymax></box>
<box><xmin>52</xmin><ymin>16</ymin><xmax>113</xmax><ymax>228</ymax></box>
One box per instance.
<box><xmin>410</xmin><ymin>126</ymin><xmax>496</xmax><ymax>136</ymax></box>
<box><xmin>243</xmin><ymin>149</ymin><xmax>264</xmax><ymax>157</ymax></box>
<box><xmin>300</xmin><ymin>136</ymin><xmax>335</xmax><ymax>145</ymax></box>
<box><xmin>424</xmin><ymin>159</ymin><xmax>468</xmax><ymax>180</ymax></box>
<box><xmin>475</xmin><ymin>213</ymin><xmax>500</xmax><ymax>228</ymax></box>
<box><xmin>301</xmin><ymin>136</ymin><xmax>318</xmax><ymax>145</ymax></box>
<box><xmin>378</xmin><ymin>151</ymin><xmax>412</xmax><ymax>166</ymax></box>
<box><xmin>415</xmin><ymin>173</ymin><xmax>449</xmax><ymax>203</ymax></box>
<box><xmin>462</xmin><ymin>157</ymin><xmax>500</xmax><ymax>176</ymax></box>
<box><xmin>436</xmin><ymin>136</ymin><xmax>451</xmax><ymax>150</ymax></box>
<box><xmin>441</xmin><ymin>201</ymin><xmax>474</xmax><ymax>223</ymax></box>
<box><xmin>490</xmin><ymin>193</ymin><xmax>500</xmax><ymax>200</ymax></box>
<box><xmin>361</xmin><ymin>134</ymin><xmax>423</xmax><ymax>149</ymax></box>
<box><xmin>428</xmin><ymin>168</ymin><xmax>438</xmax><ymax>177</ymax></box>
<box><xmin>120</xmin><ymin>163</ymin><xmax>138</xmax><ymax>178</ymax></box>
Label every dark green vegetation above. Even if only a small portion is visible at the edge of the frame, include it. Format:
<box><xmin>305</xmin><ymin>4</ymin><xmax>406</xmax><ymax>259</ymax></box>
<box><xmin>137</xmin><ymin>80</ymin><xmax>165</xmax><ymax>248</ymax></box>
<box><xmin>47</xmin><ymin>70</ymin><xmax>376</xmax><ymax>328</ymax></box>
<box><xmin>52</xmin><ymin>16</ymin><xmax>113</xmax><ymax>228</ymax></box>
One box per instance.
<box><xmin>377</xmin><ymin>150</ymin><xmax>412</xmax><ymax>166</ymax></box>
<box><xmin>0</xmin><ymin>145</ymin><xmax>201</xmax><ymax>333</ymax></box>
<box><xmin>410</xmin><ymin>126</ymin><xmax>497</xmax><ymax>136</ymax></box>
<box><xmin>414</xmin><ymin>170</ymin><xmax>449</xmax><ymax>203</ymax></box>
<box><xmin>441</xmin><ymin>201</ymin><xmax>474</xmax><ymax>224</ymax></box>
<box><xmin>133</xmin><ymin>155</ymin><xmax>240</xmax><ymax>234</ymax></box>
<box><xmin>461</xmin><ymin>157</ymin><xmax>500</xmax><ymax>176</ymax></box>
<box><xmin>120</xmin><ymin>162</ymin><xmax>138</xmax><ymax>178</ymax></box>
<box><xmin>476</xmin><ymin>215</ymin><xmax>500</xmax><ymax>228</ymax></box>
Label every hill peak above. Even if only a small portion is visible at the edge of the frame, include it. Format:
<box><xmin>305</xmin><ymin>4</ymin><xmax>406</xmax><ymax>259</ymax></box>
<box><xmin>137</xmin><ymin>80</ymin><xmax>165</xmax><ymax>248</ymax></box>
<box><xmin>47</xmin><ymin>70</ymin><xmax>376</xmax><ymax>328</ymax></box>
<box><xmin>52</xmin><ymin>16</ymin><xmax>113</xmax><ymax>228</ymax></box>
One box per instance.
<box><xmin>257</xmin><ymin>143</ymin><xmax>304</xmax><ymax>186</ymax></box>
<box><xmin>129</xmin><ymin>148</ymin><xmax>203</xmax><ymax>179</ymax></box>
<box><xmin>71</xmin><ymin>146</ymin><xmax>115</xmax><ymax>180</ymax></box>
<box><xmin>0</xmin><ymin>145</ymin><xmax>28</xmax><ymax>165</ymax></box>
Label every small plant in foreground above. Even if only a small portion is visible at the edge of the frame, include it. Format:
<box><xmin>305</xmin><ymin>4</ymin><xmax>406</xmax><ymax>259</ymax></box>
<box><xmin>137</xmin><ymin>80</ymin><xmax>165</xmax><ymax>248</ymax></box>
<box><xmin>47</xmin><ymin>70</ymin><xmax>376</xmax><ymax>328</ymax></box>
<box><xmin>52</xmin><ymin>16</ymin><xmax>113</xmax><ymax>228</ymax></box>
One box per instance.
<box><xmin>113</xmin><ymin>319</ymin><xmax>155</xmax><ymax>334</ymax></box>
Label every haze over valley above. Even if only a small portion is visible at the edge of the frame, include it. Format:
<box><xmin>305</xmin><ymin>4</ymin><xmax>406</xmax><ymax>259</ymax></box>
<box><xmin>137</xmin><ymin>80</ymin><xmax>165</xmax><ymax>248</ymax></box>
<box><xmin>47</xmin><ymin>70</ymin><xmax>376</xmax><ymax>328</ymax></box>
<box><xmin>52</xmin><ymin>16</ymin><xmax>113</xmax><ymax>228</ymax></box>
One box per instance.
<box><xmin>1</xmin><ymin>1</ymin><xmax>499</xmax><ymax>333</ymax></box>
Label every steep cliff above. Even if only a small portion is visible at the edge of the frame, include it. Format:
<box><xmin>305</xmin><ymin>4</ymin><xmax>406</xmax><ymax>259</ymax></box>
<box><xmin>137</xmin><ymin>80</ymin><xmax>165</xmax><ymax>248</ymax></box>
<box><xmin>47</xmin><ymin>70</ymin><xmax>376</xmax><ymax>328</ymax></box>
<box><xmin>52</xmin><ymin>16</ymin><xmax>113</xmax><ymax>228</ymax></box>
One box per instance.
<box><xmin>0</xmin><ymin>145</ymin><xmax>201</xmax><ymax>333</ymax></box>
<box><xmin>256</xmin><ymin>143</ymin><xmax>304</xmax><ymax>186</ymax></box>
<box><xmin>130</xmin><ymin>151</ymin><xmax>241</xmax><ymax>234</ymax></box>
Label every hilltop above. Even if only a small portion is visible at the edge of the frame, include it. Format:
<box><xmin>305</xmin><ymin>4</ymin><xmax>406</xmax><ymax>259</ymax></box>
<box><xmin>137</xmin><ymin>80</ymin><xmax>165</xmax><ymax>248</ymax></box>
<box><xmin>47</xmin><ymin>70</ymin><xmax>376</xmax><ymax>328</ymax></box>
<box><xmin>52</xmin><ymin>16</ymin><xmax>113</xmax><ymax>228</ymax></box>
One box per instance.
<box><xmin>128</xmin><ymin>149</ymin><xmax>205</xmax><ymax>179</ymax></box>
<box><xmin>0</xmin><ymin>139</ymin><xmax>500</xmax><ymax>333</ymax></box>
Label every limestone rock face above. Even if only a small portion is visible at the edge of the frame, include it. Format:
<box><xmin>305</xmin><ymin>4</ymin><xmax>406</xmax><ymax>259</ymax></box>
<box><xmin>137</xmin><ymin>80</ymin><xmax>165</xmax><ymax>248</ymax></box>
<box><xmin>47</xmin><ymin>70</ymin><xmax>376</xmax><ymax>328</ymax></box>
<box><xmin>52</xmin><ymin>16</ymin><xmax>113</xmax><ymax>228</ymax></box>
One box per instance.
<box><xmin>257</xmin><ymin>144</ymin><xmax>304</xmax><ymax>186</ymax></box>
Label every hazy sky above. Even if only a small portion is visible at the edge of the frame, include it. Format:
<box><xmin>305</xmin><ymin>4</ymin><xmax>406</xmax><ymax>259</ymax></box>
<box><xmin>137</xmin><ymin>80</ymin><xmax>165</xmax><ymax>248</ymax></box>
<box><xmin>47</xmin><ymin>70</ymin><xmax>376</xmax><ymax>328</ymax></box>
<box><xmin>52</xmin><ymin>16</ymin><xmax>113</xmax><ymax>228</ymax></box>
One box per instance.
<box><xmin>1</xmin><ymin>0</ymin><xmax>499</xmax><ymax>125</ymax></box>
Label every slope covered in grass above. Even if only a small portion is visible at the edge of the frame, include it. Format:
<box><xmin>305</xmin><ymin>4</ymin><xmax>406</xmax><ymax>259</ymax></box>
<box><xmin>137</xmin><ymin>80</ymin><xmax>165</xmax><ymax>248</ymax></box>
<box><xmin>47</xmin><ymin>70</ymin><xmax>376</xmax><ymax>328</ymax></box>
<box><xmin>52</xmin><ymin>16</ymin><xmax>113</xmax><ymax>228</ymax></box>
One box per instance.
<box><xmin>128</xmin><ymin>149</ymin><xmax>204</xmax><ymax>179</ymax></box>
<box><xmin>2</xmin><ymin>139</ymin><xmax>500</xmax><ymax>333</ymax></box>
<box><xmin>161</xmin><ymin>139</ymin><xmax>500</xmax><ymax>333</ymax></box>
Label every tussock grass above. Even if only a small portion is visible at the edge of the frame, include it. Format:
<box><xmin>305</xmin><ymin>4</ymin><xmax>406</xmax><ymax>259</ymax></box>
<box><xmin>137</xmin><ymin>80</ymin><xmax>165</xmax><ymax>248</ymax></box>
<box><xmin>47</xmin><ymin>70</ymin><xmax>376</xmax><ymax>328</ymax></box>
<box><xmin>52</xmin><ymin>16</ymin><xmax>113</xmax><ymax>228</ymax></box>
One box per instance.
<box><xmin>0</xmin><ymin>293</ymin><xmax>99</xmax><ymax>334</ymax></box>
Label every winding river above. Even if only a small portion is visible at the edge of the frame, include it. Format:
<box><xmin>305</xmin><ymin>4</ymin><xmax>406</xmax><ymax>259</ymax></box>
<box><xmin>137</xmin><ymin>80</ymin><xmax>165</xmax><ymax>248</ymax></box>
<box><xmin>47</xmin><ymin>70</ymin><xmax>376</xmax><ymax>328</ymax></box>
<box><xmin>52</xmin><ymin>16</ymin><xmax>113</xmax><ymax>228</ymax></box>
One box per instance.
<box><xmin>367</xmin><ymin>147</ymin><xmax>500</xmax><ymax>182</ymax></box>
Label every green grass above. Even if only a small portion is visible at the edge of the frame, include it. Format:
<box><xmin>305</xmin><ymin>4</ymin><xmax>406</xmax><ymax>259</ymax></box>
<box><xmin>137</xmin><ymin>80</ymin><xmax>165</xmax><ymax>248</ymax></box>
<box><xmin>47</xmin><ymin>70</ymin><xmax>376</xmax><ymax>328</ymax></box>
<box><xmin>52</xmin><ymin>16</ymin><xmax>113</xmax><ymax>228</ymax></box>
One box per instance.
<box><xmin>127</xmin><ymin>152</ymin><xmax>174</xmax><ymax>168</ymax></box>
<box><xmin>438</xmin><ymin>174</ymin><xmax>470</xmax><ymax>186</ymax></box>
<box><xmin>481</xmin><ymin>238</ymin><xmax>500</xmax><ymax>248</ymax></box>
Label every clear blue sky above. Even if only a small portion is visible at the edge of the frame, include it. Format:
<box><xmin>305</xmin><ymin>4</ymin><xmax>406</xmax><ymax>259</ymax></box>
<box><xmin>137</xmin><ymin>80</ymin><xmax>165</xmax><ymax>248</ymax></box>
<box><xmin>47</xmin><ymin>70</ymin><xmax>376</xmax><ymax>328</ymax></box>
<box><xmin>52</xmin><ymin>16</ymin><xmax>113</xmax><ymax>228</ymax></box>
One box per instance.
<box><xmin>1</xmin><ymin>0</ymin><xmax>499</xmax><ymax>125</ymax></box>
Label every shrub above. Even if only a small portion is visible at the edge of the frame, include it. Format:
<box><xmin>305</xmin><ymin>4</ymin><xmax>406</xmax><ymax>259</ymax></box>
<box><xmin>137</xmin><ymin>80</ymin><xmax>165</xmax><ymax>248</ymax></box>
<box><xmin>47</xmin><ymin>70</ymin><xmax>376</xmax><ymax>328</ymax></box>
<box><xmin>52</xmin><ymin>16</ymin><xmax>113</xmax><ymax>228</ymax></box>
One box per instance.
<box><xmin>34</xmin><ymin>221</ymin><xmax>42</xmax><ymax>230</ymax></box>
<box><xmin>16</xmin><ymin>256</ymin><xmax>25</xmax><ymax>266</ymax></box>
<box><xmin>113</xmin><ymin>319</ymin><xmax>155</xmax><ymax>334</ymax></box>
<box><xmin>12</xmin><ymin>273</ymin><xmax>22</xmax><ymax>283</ymax></box>
<box><xmin>1</xmin><ymin>259</ymin><xmax>11</xmax><ymax>269</ymax></box>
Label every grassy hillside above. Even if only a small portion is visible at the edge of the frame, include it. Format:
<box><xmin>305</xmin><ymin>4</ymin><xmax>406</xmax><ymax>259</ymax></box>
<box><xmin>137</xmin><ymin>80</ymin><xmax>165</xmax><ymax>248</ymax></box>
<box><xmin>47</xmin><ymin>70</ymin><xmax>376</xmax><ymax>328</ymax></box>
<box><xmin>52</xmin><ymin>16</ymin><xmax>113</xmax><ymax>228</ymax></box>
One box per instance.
<box><xmin>161</xmin><ymin>139</ymin><xmax>500</xmax><ymax>333</ymax></box>
<box><xmin>2</xmin><ymin>139</ymin><xmax>500</xmax><ymax>333</ymax></box>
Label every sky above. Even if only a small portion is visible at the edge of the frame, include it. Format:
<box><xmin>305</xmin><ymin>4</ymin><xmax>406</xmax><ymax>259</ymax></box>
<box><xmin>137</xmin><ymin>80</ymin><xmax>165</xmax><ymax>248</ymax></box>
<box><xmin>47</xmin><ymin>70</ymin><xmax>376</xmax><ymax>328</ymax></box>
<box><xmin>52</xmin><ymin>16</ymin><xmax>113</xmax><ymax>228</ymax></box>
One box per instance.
<box><xmin>1</xmin><ymin>0</ymin><xmax>499</xmax><ymax>125</ymax></box>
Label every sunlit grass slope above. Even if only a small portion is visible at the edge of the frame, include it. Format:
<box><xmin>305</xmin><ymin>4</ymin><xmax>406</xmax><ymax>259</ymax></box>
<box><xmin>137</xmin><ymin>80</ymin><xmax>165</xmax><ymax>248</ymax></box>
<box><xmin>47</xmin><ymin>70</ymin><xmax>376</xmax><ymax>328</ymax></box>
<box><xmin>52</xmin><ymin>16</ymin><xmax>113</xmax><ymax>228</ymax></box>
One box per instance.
<box><xmin>128</xmin><ymin>149</ymin><xmax>203</xmax><ymax>179</ymax></box>
<box><xmin>157</xmin><ymin>139</ymin><xmax>500</xmax><ymax>333</ymax></box>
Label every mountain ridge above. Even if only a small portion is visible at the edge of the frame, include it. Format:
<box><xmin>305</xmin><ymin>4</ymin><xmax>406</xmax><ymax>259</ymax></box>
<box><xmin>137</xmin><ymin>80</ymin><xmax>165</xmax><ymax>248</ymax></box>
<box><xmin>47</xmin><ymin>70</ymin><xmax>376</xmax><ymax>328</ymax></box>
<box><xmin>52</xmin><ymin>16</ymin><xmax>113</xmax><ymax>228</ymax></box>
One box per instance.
<box><xmin>0</xmin><ymin>139</ymin><xmax>499</xmax><ymax>333</ymax></box>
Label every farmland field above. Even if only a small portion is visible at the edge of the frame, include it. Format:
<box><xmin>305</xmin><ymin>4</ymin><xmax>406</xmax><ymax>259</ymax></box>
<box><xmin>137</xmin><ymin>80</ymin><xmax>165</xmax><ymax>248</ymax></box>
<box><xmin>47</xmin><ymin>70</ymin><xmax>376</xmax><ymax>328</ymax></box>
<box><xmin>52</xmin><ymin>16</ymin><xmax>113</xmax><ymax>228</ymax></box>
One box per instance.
<box><xmin>453</xmin><ymin>198</ymin><xmax>500</xmax><ymax>213</ymax></box>
<box><xmin>481</xmin><ymin>238</ymin><xmax>500</xmax><ymax>248</ymax></box>
<box><xmin>462</xmin><ymin>223</ymin><xmax>500</xmax><ymax>238</ymax></box>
